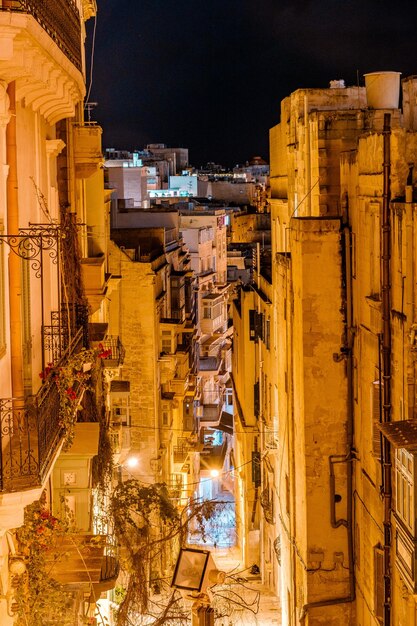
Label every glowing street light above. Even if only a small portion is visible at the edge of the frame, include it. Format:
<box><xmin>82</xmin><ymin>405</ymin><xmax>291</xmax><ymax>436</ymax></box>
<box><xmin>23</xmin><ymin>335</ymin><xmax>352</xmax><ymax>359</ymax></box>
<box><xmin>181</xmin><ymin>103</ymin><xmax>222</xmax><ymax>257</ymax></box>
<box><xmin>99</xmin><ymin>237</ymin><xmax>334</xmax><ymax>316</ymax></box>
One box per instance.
<box><xmin>125</xmin><ymin>456</ymin><xmax>139</xmax><ymax>469</ymax></box>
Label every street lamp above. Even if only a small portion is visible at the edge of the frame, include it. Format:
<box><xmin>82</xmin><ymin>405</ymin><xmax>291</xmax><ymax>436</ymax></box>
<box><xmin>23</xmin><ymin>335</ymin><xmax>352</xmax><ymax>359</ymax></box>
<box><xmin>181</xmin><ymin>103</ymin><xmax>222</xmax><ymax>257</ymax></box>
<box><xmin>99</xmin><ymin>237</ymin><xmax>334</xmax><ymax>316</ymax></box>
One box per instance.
<box><xmin>171</xmin><ymin>547</ymin><xmax>225</xmax><ymax>626</ymax></box>
<box><xmin>171</xmin><ymin>547</ymin><xmax>210</xmax><ymax>592</ymax></box>
<box><xmin>125</xmin><ymin>455</ymin><xmax>139</xmax><ymax>469</ymax></box>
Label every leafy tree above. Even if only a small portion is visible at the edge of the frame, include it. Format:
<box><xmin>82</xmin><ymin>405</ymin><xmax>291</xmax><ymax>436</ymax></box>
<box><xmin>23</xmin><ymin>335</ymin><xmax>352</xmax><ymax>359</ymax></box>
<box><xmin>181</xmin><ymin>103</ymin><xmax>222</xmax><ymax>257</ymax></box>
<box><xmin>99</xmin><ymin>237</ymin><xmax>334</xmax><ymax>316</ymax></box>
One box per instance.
<box><xmin>110</xmin><ymin>480</ymin><xmax>218</xmax><ymax>625</ymax></box>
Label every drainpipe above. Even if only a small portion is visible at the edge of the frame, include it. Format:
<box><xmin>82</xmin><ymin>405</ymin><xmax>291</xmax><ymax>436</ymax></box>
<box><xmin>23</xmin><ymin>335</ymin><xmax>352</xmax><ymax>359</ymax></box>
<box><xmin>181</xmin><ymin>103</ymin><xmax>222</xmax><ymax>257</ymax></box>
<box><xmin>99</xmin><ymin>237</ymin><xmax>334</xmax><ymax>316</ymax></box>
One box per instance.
<box><xmin>304</xmin><ymin>95</ymin><xmax>311</xmax><ymax>216</ymax></box>
<box><xmin>6</xmin><ymin>81</ymin><xmax>24</xmax><ymax>400</ymax></box>
<box><xmin>381</xmin><ymin>112</ymin><xmax>392</xmax><ymax>626</ymax></box>
<box><xmin>300</xmin><ymin>207</ymin><xmax>356</xmax><ymax>622</ymax></box>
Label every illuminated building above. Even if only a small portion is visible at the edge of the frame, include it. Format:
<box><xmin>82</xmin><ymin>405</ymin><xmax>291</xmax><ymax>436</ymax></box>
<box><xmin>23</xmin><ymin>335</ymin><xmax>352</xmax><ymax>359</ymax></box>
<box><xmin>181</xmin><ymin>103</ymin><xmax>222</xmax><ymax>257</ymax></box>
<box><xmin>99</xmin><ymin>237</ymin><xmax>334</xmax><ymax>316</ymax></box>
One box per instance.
<box><xmin>261</xmin><ymin>72</ymin><xmax>417</xmax><ymax>625</ymax></box>
<box><xmin>0</xmin><ymin>1</ymin><xmax>123</xmax><ymax>621</ymax></box>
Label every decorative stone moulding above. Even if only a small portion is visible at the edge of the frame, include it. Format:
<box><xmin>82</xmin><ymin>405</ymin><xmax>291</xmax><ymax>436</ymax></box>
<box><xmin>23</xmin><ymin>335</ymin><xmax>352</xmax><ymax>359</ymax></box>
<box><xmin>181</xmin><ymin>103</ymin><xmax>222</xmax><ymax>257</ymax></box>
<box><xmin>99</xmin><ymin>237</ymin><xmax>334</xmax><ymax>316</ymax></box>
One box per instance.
<box><xmin>0</xmin><ymin>14</ymin><xmax>85</xmax><ymax>124</ymax></box>
<box><xmin>81</xmin><ymin>0</ymin><xmax>97</xmax><ymax>21</ymax></box>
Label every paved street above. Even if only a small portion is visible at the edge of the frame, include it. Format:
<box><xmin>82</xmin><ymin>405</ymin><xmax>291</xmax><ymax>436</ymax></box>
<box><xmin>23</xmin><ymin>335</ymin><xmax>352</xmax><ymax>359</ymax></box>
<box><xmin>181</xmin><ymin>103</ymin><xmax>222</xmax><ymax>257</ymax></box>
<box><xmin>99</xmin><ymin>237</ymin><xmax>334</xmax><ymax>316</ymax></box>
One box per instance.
<box><xmin>213</xmin><ymin>545</ymin><xmax>281</xmax><ymax>626</ymax></box>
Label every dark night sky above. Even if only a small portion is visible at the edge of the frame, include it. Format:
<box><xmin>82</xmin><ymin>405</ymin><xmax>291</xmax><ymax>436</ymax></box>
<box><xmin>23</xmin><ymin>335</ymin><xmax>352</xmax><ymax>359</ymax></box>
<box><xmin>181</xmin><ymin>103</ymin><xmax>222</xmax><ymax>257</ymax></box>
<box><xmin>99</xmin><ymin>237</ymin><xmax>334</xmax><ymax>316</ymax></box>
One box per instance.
<box><xmin>86</xmin><ymin>0</ymin><xmax>417</xmax><ymax>167</ymax></box>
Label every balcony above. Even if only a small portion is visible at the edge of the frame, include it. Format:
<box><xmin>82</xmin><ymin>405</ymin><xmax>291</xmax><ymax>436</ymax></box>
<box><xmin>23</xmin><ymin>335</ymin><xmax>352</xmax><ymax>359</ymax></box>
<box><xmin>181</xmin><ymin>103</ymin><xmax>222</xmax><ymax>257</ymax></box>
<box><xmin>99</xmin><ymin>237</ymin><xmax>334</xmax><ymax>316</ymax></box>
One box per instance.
<box><xmin>201</xmin><ymin>404</ymin><xmax>222</xmax><ymax>424</ymax></box>
<box><xmin>0</xmin><ymin>0</ymin><xmax>85</xmax><ymax>124</ymax></box>
<box><xmin>0</xmin><ymin>0</ymin><xmax>82</xmax><ymax>68</ymax></box>
<box><xmin>81</xmin><ymin>254</ymin><xmax>107</xmax><ymax>314</ymax></box>
<box><xmin>174</xmin><ymin>439</ymin><xmax>191</xmax><ymax>465</ymax></box>
<box><xmin>74</xmin><ymin>123</ymin><xmax>103</xmax><ymax>178</ymax></box>
<box><xmin>0</xmin><ymin>329</ymin><xmax>88</xmax><ymax>493</ymax></box>
<box><xmin>198</xmin><ymin>356</ymin><xmax>222</xmax><ymax>376</ymax></box>
<box><xmin>395</xmin><ymin>522</ymin><xmax>417</xmax><ymax>593</ymax></box>
<box><xmin>42</xmin><ymin>304</ymin><xmax>88</xmax><ymax>367</ymax></box>
<box><xmin>200</xmin><ymin>439</ymin><xmax>228</xmax><ymax>473</ymax></box>
<box><xmin>167</xmin><ymin>474</ymin><xmax>183</xmax><ymax>500</ymax></box>
<box><xmin>173</xmin><ymin>446</ymin><xmax>189</xmax><ymax>464</ymax></box>
<box><xmin>200</xmin><ymin>313</ymin><xmax>227</xmax><ymax>336</ymax></box>
<box><xmin>47</xmin><ymin>534</ymin><xmax>119</xmax><ymax>594</ymax></box>
<box><xmin>100</xmin><ymin>336</ymin><xmax>126</xmax><ymax>368</ymax></box>
<box><xmin>109</xmin><ymin>424</ymin><xmax>131</xmax><ymax>463</ymax></box>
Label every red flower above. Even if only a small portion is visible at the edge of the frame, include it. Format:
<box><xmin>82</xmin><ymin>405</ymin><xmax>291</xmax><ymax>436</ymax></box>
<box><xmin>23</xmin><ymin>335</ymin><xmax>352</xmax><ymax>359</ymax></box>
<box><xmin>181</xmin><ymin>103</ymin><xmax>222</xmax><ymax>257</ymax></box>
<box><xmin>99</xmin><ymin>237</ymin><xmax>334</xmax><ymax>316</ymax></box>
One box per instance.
<box><xmin>98</xmin><ymin>349</ymin><xmax>112</xmax><ymax>359</ymax></box>
<box><xmin>65</xmin><ymin>388</ymin><xmax>77</xmax><ymax>401</ymax></box>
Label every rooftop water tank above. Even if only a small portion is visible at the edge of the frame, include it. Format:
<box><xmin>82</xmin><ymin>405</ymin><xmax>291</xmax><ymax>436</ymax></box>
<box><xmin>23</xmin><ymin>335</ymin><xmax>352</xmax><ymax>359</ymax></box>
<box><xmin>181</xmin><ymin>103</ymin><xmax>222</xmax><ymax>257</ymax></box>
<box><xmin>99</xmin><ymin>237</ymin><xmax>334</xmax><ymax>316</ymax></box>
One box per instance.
<box><xmin>329</xmin><ymin>79</ymin><xmax>345</xmax><ymax>89</ymax></box>
<box><xmin>364</xmin><ymin>71</ymin><xmax>401</xmax><ymax>109</ymax></box>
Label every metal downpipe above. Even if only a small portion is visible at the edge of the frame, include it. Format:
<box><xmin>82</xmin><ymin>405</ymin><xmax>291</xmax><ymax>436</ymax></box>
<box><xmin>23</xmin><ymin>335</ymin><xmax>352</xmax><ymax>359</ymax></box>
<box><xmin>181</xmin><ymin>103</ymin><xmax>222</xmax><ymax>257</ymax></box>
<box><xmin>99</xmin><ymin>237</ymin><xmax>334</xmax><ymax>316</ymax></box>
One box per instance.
<box><xmin>381</xmin><ymin>112</ymin><xmax>392</xmax><ymax>626</ymax></box>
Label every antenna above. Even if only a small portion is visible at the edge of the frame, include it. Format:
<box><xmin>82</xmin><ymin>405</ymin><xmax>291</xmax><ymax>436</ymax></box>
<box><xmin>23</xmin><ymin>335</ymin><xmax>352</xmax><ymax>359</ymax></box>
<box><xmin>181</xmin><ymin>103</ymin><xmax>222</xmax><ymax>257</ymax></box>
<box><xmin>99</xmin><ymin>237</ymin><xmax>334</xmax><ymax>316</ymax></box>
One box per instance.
<box><xmin>85</xmin><ymin>101</ymin><xmax>98</xmax><ymax>122</ymax></box>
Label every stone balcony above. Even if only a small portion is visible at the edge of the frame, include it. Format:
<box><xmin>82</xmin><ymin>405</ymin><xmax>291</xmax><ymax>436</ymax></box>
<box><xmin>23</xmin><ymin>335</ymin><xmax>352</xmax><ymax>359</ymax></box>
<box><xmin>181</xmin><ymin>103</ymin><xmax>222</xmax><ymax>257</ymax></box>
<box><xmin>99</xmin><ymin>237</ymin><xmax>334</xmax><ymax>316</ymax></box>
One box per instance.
<box><xmin>81</xmin><ymin>254</ymin><xmax>108</xmax><ymax>314</ymax></box>
<box><xmin>0</xmin><ymin>0</ymin><xmax>85</xmax><ymax>124</ymax></box>
<box><xmin>73</xmin><ymin>123</ymin><xmax>103</xmax><ymax>178</ymax></box>
<box><xmin>47</xmin><ymin>533</ymin><xmax>119</xmax><ymax>595</ymax></box>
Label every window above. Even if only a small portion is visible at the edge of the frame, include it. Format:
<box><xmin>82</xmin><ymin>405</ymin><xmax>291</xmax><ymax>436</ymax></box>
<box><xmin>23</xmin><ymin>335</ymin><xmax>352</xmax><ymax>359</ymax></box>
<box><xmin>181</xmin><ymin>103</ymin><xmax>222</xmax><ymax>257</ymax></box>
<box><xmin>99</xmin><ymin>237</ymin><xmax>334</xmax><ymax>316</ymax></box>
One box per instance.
<box><xmin>355</xmin><ymin>523</ymin><xmax>360</xmax><ymax>571</ymax></box>
<box><xmin>249</xmin><ymin>309</ymin><xmax>256</xmax><ymax>341</ymax></box>
<box><xmin>183</xmin><ymin>397</ymin><xmax>194</xmax><ymax>431</ymax></box>
<box><xmin>161</xmin><ymin>330</ymin><xmax>171</xmax><ymax>353</ymax></box>
<box><xmin>369</xmin><ymin>204</ymin><xmax>381</xmax><ymax>298</ymax></box>
<box><xmin>395</xmin><ymin>448</ymin><xmax>414</xmax><ymax>533</ymax></box>
<box><xmin>249</xmin><ymin>310</ymin><xmax>264</xmax><ymax>342</ymax></box>
<box><xmin>371</xmin><ymin>380</ymin><xmax>382</xmax><ymax>459</ymax></box>
<box><xmin>254</xmin><ymin>381</ymin><xmax>260</xmax><ymax>418</ymax></box>
<box><xmin>374</xmin><ymin>545</ymin><xmax>384</xmax><ymax>623</ymax></box>
<box><xmin>265</xmin><ymin>319</ymin><xmax>270</xmax><ymax>350</ymax></box>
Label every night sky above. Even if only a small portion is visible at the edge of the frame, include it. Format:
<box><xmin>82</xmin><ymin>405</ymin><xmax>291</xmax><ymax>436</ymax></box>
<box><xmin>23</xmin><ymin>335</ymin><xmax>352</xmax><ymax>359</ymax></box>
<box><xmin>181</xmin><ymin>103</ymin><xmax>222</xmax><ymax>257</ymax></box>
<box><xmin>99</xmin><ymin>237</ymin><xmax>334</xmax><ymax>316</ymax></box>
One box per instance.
<box><xmin>86</xmin><ymin>0</ymin><xmax>417</xmax><ymax>167</ymax></box>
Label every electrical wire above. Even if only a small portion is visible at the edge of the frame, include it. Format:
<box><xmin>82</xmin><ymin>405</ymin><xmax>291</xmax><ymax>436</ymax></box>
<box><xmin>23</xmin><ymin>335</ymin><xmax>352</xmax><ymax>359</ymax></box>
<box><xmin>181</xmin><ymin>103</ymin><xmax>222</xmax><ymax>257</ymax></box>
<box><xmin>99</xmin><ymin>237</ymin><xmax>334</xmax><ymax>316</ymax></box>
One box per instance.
<box><xmin>353</xmin><ymin>489</ymin><xmax>384</xmax><ymax>534</ymax></box>
<box><xmin>119</xmin><ymin>457</ymin><xmax>258</xmax><ymax>489</ymax></box>
<box><xmin>115</xmin><ymin>423</ymin><xmax>279</xmax><ymax>435</ymax></box>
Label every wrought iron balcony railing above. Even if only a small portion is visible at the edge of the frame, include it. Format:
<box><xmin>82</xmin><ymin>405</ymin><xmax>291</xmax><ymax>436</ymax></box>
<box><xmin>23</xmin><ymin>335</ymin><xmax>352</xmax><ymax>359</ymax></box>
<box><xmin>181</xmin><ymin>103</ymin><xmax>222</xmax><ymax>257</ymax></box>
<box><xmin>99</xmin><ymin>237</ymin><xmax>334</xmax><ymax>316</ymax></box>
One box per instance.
<box><xmin>100</xmin><ymin>336</ymin><xmax>126</xmax><ymax>368</ymax></box>
<box><xmin>0</xmin><ymin>0</ymin><xmax>82</xmax><ymax>71</ymax></box>
<box><xmin>0</xmin><ymin>328</ymin><xmax>86</xmax><ymax>492</ymax></box>
<box><xmin>43</xmin><ymin>303</ymin><xmax>89</xmax><ymax>366</ymax></box>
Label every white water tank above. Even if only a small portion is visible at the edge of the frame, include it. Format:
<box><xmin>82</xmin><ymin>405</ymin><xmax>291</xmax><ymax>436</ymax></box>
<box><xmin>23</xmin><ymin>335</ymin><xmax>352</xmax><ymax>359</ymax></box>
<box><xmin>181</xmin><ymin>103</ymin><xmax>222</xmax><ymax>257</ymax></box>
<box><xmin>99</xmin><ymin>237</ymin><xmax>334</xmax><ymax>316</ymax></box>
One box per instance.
<box><xmin>364</xmin><ymin>71</ymin><xmax>401</xmax><ymax>109</ymax></box>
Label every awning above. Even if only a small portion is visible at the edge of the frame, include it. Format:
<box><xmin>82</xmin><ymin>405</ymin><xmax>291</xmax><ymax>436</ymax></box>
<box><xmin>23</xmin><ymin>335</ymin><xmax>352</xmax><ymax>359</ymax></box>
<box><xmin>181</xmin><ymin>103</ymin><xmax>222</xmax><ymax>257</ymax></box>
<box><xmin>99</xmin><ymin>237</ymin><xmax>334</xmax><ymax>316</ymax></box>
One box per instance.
<box><xmin>377</xmin><ymin>420</ymin><xmax>417</xmax><ymax>452</ymax></box>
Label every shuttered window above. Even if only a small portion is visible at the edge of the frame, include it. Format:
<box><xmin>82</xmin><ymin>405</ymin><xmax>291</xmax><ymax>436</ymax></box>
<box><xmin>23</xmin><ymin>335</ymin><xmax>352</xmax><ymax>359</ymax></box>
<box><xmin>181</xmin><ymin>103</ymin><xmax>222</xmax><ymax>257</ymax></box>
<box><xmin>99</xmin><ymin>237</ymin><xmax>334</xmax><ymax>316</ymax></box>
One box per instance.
<box><xmin>161</xmin><ymin>330</ymin><xmax>171</xmax><ymax>353</ymax></box>
<box><xmin>374</xmin><ymin>546</ymin><xmax>384</xmax><ymax>623</ymax></box>
<box><xmin>371</xmin><ymin>380</ymin><xmax>383</xmax><ymax>458</ymax></box>
<box><xmin>395</xmin><ymin>448</ymin><xmax>414</xmax><ymax>533</ymax></box>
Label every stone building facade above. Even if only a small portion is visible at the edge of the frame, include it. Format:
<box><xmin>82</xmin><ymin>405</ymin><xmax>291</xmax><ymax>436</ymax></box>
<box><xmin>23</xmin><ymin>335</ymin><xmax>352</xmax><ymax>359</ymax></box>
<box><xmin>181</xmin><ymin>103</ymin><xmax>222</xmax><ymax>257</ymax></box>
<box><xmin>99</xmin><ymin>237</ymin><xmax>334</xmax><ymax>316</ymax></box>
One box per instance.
<box><xmin>251</xmin><ymin>72</ymin><xmax>417</xmax><ymax>625</ymax></box>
